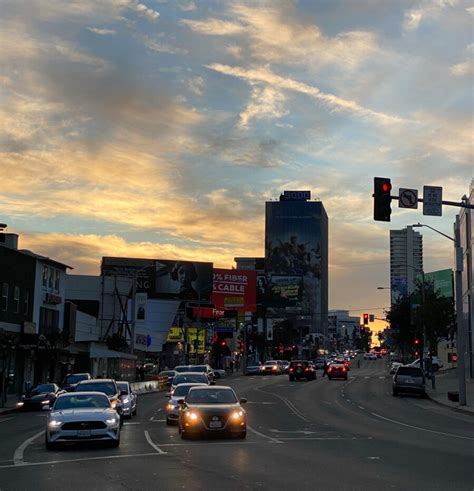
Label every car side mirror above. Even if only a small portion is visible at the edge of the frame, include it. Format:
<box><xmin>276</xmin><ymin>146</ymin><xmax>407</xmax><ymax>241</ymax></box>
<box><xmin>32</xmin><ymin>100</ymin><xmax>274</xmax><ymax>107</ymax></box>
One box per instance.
<box><xmin>42</xmin><ymin>405</ymin><xmax>51</xmax><ymax>411</ymax></box>
<box><xmin>177</xmin><ymin>399</ymin><xmax>185</xmax><ymax>405</ymax></box>
<box><xmin>239</xmin><ymin>398</ymin><xmax>247</xmax><ymax>404</ymax></box>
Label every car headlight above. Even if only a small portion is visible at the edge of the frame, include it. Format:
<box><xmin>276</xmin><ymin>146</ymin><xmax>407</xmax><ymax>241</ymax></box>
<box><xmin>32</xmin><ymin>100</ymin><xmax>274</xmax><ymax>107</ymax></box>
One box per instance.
<box><xmin>122</xmin><ymin>397</ymin><xmax>130</xmax><ymax>404</ymax></box>
<box><xmin>185</xmin><ymin>411</ymin><xmax>198</xmax><ymax>420</ymax></box>
<box><xmin>48</xmin><ymin>420</ymin><xmax>62</xmax><ymax>427</ymax></box>
<box><xmin>111</xmin><ymin>400</ymin><xmax>118</xmax><ymax>409</ymax></box>
<box><xmin>106</xmin><ymin>417</ymin><xmax>118</xmax><ymax>425</ymax></box>
<box><xmin>16</xmin><ymin>402</ymin><xmax>24</xmax><ymax>407</ymax></box>
<box><xmin>41</xmin><ymin>400</ymin><xmax>50</xmax><ymax>404</ymax></box>
<box><xmin>232</xmin><ymin>410</ymin><xmax>244</xmax><ymax>420</ymax></box>
<box><xmin>166</xmin><ymin>403</ymin><xmax>175</xmax><ymax>411</ymax></box>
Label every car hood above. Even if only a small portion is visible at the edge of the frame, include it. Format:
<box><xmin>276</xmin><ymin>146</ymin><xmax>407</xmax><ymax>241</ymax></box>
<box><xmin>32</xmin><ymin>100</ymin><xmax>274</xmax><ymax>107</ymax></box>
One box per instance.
<box><xmin>186</xmin><ymin>403</ymin><xmax>241</xmax><ymax>415</ymax></box>
<box><xmin>25</xmin><ymin>392</ymin><xmax>53</xmax><ymax>401</ymax></box>
<box><xmin>49</xmin><ymin>408</ymin><xmax>117</xmax><ymax>420</ymax></box>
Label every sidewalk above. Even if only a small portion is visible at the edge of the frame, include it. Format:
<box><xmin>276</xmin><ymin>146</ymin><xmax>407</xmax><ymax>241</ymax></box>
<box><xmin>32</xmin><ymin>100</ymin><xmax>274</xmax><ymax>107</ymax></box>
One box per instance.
<box><xmin>425</xmin><ymin>369</ymin><xmax>474</xmax><ymax>416</ymax></box>
<box><xmin>0</xmin><ymin>393</ymin><xmax>20</xmax><ymax>415</ymax></box>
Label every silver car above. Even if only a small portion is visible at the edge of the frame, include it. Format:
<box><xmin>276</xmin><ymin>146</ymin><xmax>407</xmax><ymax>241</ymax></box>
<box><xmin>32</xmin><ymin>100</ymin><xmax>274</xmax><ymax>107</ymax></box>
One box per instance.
<box><xmin>393</xmin><ymin>366</ymin><xmax>426</xmax><ymax>397</ymax></box>
<box><xmin>44</xmin><ymin>392</ymin><xmax>121</xmax><ymax>449</ymax></box>
<box><xmin>170</xmin><ymin>372</ymin><xmax>211</xmax><ymax>394</ymax></box>
<box><xmin>117</xmin><ymin>381</ymin><xmax>137</xmax><ymax>418</ymax></box>
<box><xmin>165</xmin><ymin>382</ymin><xmax>208</xmax><ymax>425</ymax></box>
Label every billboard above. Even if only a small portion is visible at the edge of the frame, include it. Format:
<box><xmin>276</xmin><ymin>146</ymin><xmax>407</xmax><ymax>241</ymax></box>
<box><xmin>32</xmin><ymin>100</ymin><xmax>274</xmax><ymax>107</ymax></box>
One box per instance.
<box><xmin>421</xmin><ymin>269</ymin><xmax>453</xmax><ymax>298</ymax></box>
<box><xmin>265</xmin><ymin>201</ymin><xmax>323</xmax><ymax>313</ymax></box>
<box><xmin>212</xmin><ymin>268</ymin><xmax>257</xmax><ymax>312</ymax></box>
<box><xmin>101</xmin><ymin>257</ymin><xmax>213</xmax><ymax>301</ymax></box>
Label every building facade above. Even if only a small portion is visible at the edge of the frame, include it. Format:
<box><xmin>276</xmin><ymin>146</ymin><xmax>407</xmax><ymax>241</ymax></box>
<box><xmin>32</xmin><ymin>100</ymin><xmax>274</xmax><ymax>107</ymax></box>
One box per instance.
<box><xmin>390</xmin><ymin>226</ymin><xmax>423</xmax><ymax>305</ymax></box>
<box><xmin>264</xmin><ymin>193</ymin><xmax>329</xmax><ymax>337</ymax></box>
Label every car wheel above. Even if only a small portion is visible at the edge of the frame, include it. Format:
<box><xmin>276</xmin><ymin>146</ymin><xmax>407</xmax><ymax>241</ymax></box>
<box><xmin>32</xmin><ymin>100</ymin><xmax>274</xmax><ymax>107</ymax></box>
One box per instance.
<box><xmin>236</xmin><ymin>431</ymin><xmax>247</xmax><ymax>439</ymax></box>
<box><xmin>166</xmin><ymin>417</ymin><xmax>173</xmax><ymax>426</ymax></box>
<box><xmin>45</xmin><ymin>433</ymin><xmax>56</xmax><ymax>451</ymax></box>
<box><xmin>111</xmin><ymin>438</ymin><xmax>120</xmax><ymax>448</ymax></box>
<box><xmin>133</xmin><ymin>406</ymin><xmax>137</xmax><ymax>416</ymax></box>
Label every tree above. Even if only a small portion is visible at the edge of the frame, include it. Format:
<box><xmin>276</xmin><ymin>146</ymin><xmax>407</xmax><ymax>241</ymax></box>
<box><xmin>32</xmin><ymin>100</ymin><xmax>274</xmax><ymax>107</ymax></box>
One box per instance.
<box><xmin>385</xmin><ymin>279</ymin><xmax>455</xmax><ymax>357</ymax></box>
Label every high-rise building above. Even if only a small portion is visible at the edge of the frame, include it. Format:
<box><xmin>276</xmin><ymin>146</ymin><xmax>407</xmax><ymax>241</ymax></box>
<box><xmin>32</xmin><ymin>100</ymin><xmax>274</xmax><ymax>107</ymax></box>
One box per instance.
<box><xmin>390</xmin><ymin>226</ymin><xmax>423</xmax><ymax>305</ymax></box>
<box><xmin>264</xmin><ymin>192</ymin><xmax>328</xmax><ymax>336</ymax></box>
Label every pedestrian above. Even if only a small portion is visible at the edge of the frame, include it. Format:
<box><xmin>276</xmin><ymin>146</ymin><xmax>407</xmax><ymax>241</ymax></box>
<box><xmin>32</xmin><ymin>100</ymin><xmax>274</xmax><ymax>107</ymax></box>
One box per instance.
<box><xmin>322</xmin><ymin>360</ymin><xmax>328</xmax><ymax>378</ymax></box>
<box><xmin>230</xmin><ymin>359</ymin><xmax>234</xmax><ymax>374</ymax></box>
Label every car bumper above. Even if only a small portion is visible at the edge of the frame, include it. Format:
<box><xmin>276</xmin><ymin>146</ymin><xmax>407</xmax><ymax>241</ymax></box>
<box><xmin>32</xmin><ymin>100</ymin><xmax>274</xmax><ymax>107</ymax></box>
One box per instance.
<box><xmin>182</xmin><ymin>421</ymin><xmax>246</xmax><ymax>436</ymax></box>
<box><xmin>47</xmin><ymin>426</ymin><xmax>120</xmax><ymax>443</ymax></box>
<box><xmin>393</xmin><ymin>384</ymin><xmax>425</xmax><ymax>394</ymax></box>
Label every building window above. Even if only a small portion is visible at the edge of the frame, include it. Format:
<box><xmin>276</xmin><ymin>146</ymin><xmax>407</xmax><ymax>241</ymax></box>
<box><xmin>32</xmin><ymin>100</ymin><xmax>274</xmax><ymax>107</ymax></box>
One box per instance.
<box><xmin>24</xmin><ymin>290</ymin><xmax>29</xmax><ymax>315</ymax></box>
<box><xmin>54</xmin><ymin>270</ymin><xmax>60</xmax><ymax>292</ymax></box>
<box><xmin>14</xmin><ymin>286</ymin><xmax>20</xmax><ymax>314</ymax></box>
<box><xmin>1</xmin><ymin>283</ymin><xmax>8</xmax><ymax>311</ymax></box>
<box><xmin>48</xmin><ymin>268</ymin><xmax>54</xmax><ymax>289</ymax></box>
<box><xmin>39</xmin><ymin>307</ymin><xmax>59</xmax><ymax>336</ymax></box>
<box><xmin>42</xmin><ymin>265</ymin><xmax>48</xmax><ymax>287</ymax></box>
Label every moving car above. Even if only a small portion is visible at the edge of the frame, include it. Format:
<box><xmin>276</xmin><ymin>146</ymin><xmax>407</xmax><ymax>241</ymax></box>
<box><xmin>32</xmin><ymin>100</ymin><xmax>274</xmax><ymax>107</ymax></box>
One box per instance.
<box><xmin>289</xmin><ymin>361</ymin><xmax>316</xmax><ymax>381</ymax></box>
<box><xmin>393</xmin><ymin>366</ymin><xmax>426</xmax><ymax>397</ymax></box>
<box><xmin>363</xmin><ymin>352</ymin><xmax>377</xmax><ymax>360</ymax></box>
<box><xmin>280</xmin><ymin>361</ymin><xmax>290</xmax><ymax>374</ymax></box>
<box><xmin>117</xmin><ymin>381</ymin><xmax>137</xmax><ymax>418</ymax></box>
<box><xmin>174</xmin><ymin>365</ymin><xmax>194</xmax><ymax>373</ymax></box>
<box><xmin>188</xmin><ymin>364</ymin><xmax>215</xmax><ymax>382</ymax></box>
<box><xmin>178</xmin><ymin>386</ymin><xmax>247</xmax><ymax>439</ymax></box>
<box><xmin>44</xmin><ymin>392</ymin><xmax>121</xmax><ymax>449</ymax></box>
<box><xmin>165</xmin><ymin>382</ymin><xmax>207</xmax><ymax>425</ymax></box>
<box><xmin>170</xmin><ymin>372</ymin><xmax>211</xmax><ymax>394</ymax></box>
<box><xmin>213</xmin><ymin>369</ymin><xmax>227</xmax><ymax>379</ymax></box>
<box><xmin>62</xmin><ymin>373</ymin><xmax>92</xmax><ymax>392</ymax></box>
<box><xmin>75</xmin><ymin>379</ymin><xmax>124</xmax><ymax>421</ymax></box>
<box><xmin>244</xmin><ymin>363</ymin><xmax>262</xmax><ymax>375</ymax></box>
<box><xmin>17</xmin><ymin>383</ymin><xmax>64</xmax><ymax>411</ymax></box>
<box><xmin>327</xmin><ymin>363</ymin><xmax>348</xmax><ymax>380</ymax></box>
<box><xmin>260</xmin><ymin>360</ymin><xmax>282</xmax><ymax>375</ymax></box>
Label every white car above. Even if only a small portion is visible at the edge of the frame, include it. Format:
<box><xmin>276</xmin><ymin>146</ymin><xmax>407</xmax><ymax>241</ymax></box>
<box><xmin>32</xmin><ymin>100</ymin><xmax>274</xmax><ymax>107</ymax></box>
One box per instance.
<box><xmin>363</xmin><ymin>352</ymin><xmax>377</xmax><ymax>360</ymax></box>
<box><xmin>165</xmin><ymin>382</ymin><xmax>208</xmax><ymax>425</ymax></box>
<box><xmin>45</xmin><ymin>392</ymin><xmax>121</xmax><ymax>449</ymax></box>
<box><xmin>117</xmin><ymin>381</ymin><xmax>137</xmax><ymax>418</ymax></box>
<box><xmin>389</xmin><ymin>362</ymin><xmax>403</xmax><ymax>374</ymax></box>
<box><xmin>408</xmin><ymin>356</ymin><xmax>444</xmax><ymax>371</ymax></box>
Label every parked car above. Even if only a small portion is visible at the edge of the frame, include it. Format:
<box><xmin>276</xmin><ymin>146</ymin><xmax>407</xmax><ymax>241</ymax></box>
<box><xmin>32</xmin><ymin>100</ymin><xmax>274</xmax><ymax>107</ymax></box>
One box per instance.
<box><xmin>327</xmin><ymin>363</ymin><xmax>348</xmax><ymax>380</ymax></box>
<box><xmin>289</xmin><ymin>361</ymin><xmax>316</xmax><ymax>381</ymax></box>
<box><xmin>75</xmin><ymin>379</ymin><xmax>124</xmax><ymax>422</ymax></box>
<box><xmin>244</xmin><ymin>363</ymin><xmax>262</xmax><ymax>375</ymax></box>
<box><xmin>408</xmin><ymin>356</ymin><xmax>444</xmax><ymax>372</ymax></box>
<box><xmin>17</xmin><ymin>383</ymin><xmax>65</xmax><ymax>411</ymax></box>
<box><xmin>389</xmin><ymin>362</ymin><xmax>403</xmax><ymax>375</ymax></box>
<box><xmin>62</xmin><ymin>373</ymin><xmax>92</xmax><ymax>392</ymax></box>
<box><xmin>213</xmin><ymin>369</ymin><xmax>227</xmax><ymax>379</ymax></box>
<box><xmin>178</xmin><ymin>386</ymin><xmax>247</xmax><ymax>439</ymax></box>
<box><xmin>44</xmin><ymin>392</ymin><xmax>121</xmax><ymax>449</ymax></box>
<box><xmin>116</xmin><ymin>381</ymin><xmax>137</xmax><ymax>418</ymax></box>
<box><xmin>165</xmin><ymin>382</ymin><xmax>208</xmax><ymax>425</ymax></box>
<box><xmin>393</xmin><ymin>366</ymin><xmax>426</xmax><ymax>397</ymax></box>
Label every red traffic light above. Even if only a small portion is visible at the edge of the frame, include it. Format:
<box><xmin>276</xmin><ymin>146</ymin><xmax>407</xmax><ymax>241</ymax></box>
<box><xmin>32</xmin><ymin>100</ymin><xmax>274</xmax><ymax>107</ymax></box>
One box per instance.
<box><xmin>414</xmin><ymin>338</ymin><xmax>420</xmax><ymax>345</ymax></box>
<box><xmin>382</xmin><ymin>183</ymin><xmax>391</xmax><ymax>192</ymax></box>
<box><xmin>363</xmin><ymin>313</ymin><xmax>369</xmax><ymax>325</ymax></box>
<box><xmin>220</xmin><ymin>341</ymin><xmax>226</xmax><ymax>347</ymax></box>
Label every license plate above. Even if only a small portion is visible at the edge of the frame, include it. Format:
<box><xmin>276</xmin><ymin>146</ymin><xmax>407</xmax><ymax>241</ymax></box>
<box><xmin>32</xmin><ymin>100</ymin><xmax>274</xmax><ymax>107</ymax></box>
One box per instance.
<box><xmin>209</xmin><ymin>421</ymin><xmax>221</xmax><ymax>428</ymax></box>
<box><xmin>77</xmin><ymin>430</ymin><xmax>91</xmax><ymax>438</ymax></box>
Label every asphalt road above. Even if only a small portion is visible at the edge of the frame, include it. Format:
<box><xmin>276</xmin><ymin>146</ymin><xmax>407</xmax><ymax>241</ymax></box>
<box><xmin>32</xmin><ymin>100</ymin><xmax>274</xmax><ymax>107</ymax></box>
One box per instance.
<box><xmin>0</xmin><ymin>357</ymin><xmax>473</xmax><ymax>491</ymax></box>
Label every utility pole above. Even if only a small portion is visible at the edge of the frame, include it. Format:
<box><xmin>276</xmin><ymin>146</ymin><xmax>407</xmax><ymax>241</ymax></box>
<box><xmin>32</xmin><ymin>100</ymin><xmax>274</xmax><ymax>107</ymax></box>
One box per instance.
<box><xmin>454</xmin><ymin>216</ymin><xmax>467</xmax><ymax>405</ymax></box>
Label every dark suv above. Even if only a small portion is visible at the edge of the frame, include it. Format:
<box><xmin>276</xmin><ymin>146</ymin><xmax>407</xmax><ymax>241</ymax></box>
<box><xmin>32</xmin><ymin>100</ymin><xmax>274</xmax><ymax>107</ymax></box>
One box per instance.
<box><xmin>62</xmin><ymin>373</ymin><xmax>92</xmax><ymax>392</ymax></box>
<box><xmin>289</xmin><ymin>361</ymin><xmax>316</xmax><ymax>381</ymax></box>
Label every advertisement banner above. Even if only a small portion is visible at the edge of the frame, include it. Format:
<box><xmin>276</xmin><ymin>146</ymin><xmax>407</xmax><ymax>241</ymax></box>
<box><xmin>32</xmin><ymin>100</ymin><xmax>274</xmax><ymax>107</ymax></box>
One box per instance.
<box><xmin>265</xmin><ymin>201</ymin><xmax>323</xmax><ymax>312</ymax></box>
<box><xmin>211</xmin><ymin>269</ymin><xmax>257</xmax><ymax>312</ymax></box>
<box><xmin>135</xmin><ymin>293</ymin><xmax>147</xmax><ymax>321</ymax></box>
<box><xmin>166</xmin><ymin>326</ymin><xmax>205</xmax><ymax>354</ymax></box>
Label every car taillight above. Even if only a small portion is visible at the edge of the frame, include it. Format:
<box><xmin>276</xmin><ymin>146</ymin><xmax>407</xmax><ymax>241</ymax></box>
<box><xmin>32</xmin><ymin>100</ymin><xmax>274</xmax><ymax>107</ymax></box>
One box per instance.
<box><xmin>328</xmin><ymin>367</ymin><xmax>333</xmax><ymax>372</ymax></box>
<box><xmin>289</xmin><ymin>368</ymin><xmax>294</xmax><ymax>372</ymax></box>
<box><xmin>342</xmin><ymin>367</ymin><xmax>346</xmax><ymax>372</ymax></box>
<box><xmin>304</xmin><ymin>367</ymin><xmax>309</xmax><ymax>371</ymax></box>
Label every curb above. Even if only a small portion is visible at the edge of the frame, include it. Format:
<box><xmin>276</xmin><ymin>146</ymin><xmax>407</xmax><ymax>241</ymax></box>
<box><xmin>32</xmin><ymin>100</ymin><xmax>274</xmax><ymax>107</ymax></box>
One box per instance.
<box><xmin>0</xmin><ymin>408</ymin><xmax>17</xmax><ymax>416</ymax></box>
<box><xmin>426</xmin><ymin>393</ymin><xmax>474</xmax><ymax>417</ymax></box>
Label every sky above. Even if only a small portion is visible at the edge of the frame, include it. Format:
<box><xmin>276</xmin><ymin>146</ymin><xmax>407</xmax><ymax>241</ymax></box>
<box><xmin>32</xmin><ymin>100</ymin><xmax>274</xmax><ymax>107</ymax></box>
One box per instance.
<box><xmin>1</xmin><ymin>0</ymin><xmax>473</xmax><ymax>324</ymax></box>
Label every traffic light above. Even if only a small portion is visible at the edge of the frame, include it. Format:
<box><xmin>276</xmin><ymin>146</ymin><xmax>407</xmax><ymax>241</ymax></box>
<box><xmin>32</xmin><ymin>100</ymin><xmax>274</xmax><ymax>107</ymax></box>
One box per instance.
<box><xmin>373</xmin><ymin>177</ymin><xmax>392</xmax><ymax>222</ymax></box>
<box><xmin>363</xmin><ymin>313</ymin><xmax>369</xmax><ymax>326</ymax></box>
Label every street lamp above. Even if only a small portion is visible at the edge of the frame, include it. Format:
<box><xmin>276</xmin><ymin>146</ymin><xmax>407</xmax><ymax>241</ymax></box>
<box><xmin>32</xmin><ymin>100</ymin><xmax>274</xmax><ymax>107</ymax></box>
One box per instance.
<box><xmin>411</xmin><ymin>222</ymin><xmax>466</xmax><ymax>406</ymax></box>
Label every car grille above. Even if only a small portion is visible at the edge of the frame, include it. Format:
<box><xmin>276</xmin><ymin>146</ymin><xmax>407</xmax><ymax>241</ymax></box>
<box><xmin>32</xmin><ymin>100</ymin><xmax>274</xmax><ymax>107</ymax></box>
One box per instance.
<box><xmin>61</xmin><ymin>421</ymin><xmax>107</xmax><ymax>430</ymax></box>
<box><xmin>201</xmin><ymin>414</ymin><xmax>229</xmax><ymax>428</ymax></box>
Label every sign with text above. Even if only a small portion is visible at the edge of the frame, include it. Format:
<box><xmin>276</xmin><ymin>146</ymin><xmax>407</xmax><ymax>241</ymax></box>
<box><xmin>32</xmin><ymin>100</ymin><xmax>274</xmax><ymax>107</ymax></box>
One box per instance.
<box><xmin>423</xmin><ymin>186</ymin><xmax>442</xmax><ymax>216</ymax></box>
<box><xmin>212</xmin><ymin>268</ymin><xmax>256</xmax><ymax>312</ymax></box>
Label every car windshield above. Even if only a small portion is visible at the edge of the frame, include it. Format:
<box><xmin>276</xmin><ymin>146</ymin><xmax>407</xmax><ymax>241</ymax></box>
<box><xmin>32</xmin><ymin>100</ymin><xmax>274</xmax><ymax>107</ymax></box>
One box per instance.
<box><xmin>186</xmin><ymin>388</ymin><xmax>238</xmax><ymax>404</ymax></box>
<box><xmin>173</xmin><ymin>374</ymin><xmax>208</xmax><ymax>385</ymax></box>
<box><xmin>54</xmin><ymin>394</ymin><xmax>110</xmax><ymax>410</ymax></box>
<box><xmin>32</xmin><ymin>384</ymin><xmax>55</xmax><ymax>394</ymax></box>
<box><xmin>174</xmin><ymin>366</ymin><xmax>191</xmax><ymax>373</ymax></box>
<box><xmin>76</xmin><ymin>382</ymin><xmax>116</xmax><ymax>395</ymax></box>
<box><xmin>174</xmin><ymin>384</ymin><xmax>204</xmax><ymax>397</ymax></box>
<box><xmin>265</xmin><ymin>361</ymin><xmax>277</xmax><ymax>366</ymax></box>
<box><xmin>64</xmin><ymin>374</ymin><xmax>88</xmax><ymax>385</ymax></box>
<box><xmin>397</xmin><ymin>367</ymin><xmax>423</xmax><ymax>377</ymax></box>
<box><xmin>189</xmin><ymin>366</ymin><xmax>207</xmax><ymax>372</ymax></box>
<box><xmin>116</xmin><ymin>382</ymin><xmax>129</xmax><ymax>394</ymax></box>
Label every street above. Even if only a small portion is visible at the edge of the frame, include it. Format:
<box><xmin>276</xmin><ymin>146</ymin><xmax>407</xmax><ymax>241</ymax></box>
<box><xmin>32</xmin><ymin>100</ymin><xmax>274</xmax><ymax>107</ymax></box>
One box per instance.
<box><xmin>0</xmin><ymin>358</ymin><xmax>473</xmax><ymax>491</ymax></box>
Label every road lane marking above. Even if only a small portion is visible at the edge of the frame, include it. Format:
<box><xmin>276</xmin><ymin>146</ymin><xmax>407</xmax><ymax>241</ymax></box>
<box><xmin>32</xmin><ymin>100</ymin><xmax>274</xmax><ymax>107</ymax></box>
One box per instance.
<box><xmin>144</xmin><ymin>430</ymin><xmax>167</xmax><ymax>454</ymax></box>
<box><xmin>13</xmin><ymin>430</ymin><xmax>44</xmax><ymax>466</ymax></box>
<box><xmin>151</xmin><ymin>419</ymin><xmax>166</xmax><ymax>422</ymax></box>
<box><xmin>0</xmin><ymin>452</ymin><xmax>162</xmax><ymax>469</ymax></box>
<box><xmin>358</xmin><ymin>406</ymin><xmax>365</xmax><ymax>410</ymax></box>
<box><xmin>254</xmin><ymin>386</ymin><xmax>311</xmax><ymax>423</ymax></box>
<box><xmin>370</xmin><ymin>412</ymin><xmax>474</xmax><ymax>441</ymax></box>
<box><xmin>123</xmin><ymin>422</ymin><xmax>141</xmax><ymax>425</ymax></box>
<box><xmin>268</xmin><ymin>429</ymin><xmax>320</xmax><ymax>435</ymax></box>
<box><xmin>0</xmin><ymin>417</ymin><xmax>14</xmax><ymax>423</ymax></box>
<box><xmin>247</xmin><ymin>425</ymin><xmax>282</xmax><ymax>444</ymax></box>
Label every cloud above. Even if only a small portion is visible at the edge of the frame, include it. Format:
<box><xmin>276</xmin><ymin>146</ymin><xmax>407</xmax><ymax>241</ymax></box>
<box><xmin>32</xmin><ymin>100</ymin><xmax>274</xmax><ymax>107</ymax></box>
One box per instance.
<box><xmin>403</xmin><ymin>0</ymin><xmax>459</xmax><ymax>31</ymax></box>
<box><xmin>238</xmin><ymin>86</ymin><xmax>288</xmax><ymax>128</ymax></box>
<box><xmin>142</xmin><ymin>36</ymin><xmax>188</xmax><ymax>55</ymax></box>
<box><xmin>181</xmin><ymin>18</ymin><xmax>246</xmax><ymax>36</ymax></box>
<box><xmin>177</xmin><ymin>1</ymin><xmax>197</xmax><ymax>12</ymax></box>
<box><xmin>132</xmin><ymin>2</ymin><xmax>160</xmax><ymax>22</ymax></box>
<box><xmin>187</xmin><ymin>76</ymin><xmax>204</xmax><ymax>96</ymax></box>
<box><xmin>206</xmin><ymin>63</ymin><xmax>407</xmax><ymax>126</ymax></box>
<box><xmin>87</xmin><ymin>27</ymin><xmax>117</xmax><ymax>35</ymax></box>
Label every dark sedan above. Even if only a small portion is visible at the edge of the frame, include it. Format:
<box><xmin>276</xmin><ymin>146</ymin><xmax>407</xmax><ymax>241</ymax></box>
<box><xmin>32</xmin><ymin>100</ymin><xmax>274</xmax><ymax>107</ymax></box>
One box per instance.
<box><xmin>178</xmin><ymin>386</ymin><xmax>247</xmax><ymax>439</ymax></box>
<box><xmin>17</xmin><ymin>383</ymin><xmax>64</xmax><ymax>411</ymax></box>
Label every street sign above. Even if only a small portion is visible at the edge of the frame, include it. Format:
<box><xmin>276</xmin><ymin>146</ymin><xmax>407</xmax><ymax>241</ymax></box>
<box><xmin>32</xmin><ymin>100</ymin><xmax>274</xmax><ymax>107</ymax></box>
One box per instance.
<box><xmin>399</xmin><ymin>188</ymin><xmax>418</xmax><ymax>209</ymax></box>
<box><xmin>423</xmin><ymin>186</ymin><xmax>442</xmax><ymax>216</ymax></box>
